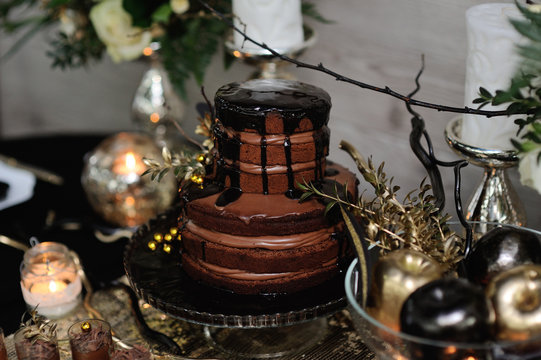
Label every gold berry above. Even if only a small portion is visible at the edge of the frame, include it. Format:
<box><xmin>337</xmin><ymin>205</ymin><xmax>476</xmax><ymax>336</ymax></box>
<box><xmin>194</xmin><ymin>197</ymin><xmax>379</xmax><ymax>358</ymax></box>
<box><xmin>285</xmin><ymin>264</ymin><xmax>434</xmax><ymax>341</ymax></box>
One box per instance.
<box><xmin>177</xmin><ymin>234</ymin><xmax>182</xmax><ymax>242</ymax></box>
<box><xmin>81</xmin><ymin>321</ymin><xmax>91</xmax><ymax>332</ymax></box>
<box><xmin>147</xmin><ymin>240</ymin><xmax>157</xmax><ymax>251</ymax></box>
<box><xmin>153</xmin><ymin>233</ymin><xmax>163</xmax><ymax>242</ymax></box>
<box><xmin>169</xmin><ymin>227</ymin><xmax>178</xmax><ymax>236</ymax></box>
<box><xmin>191</xmin><ymin>174</ymin><xmax>203</xmax><ymax>185</ymax></box>
<box><xmin>164</xmin><ymin>233</ymin><xmax>172</xmax><ymax>242</ymax></box>
<box><xmin>163</xmin><ymin>244</ymin><xmax>172</xmax><ymax>254</ymax></box>
<box><xmin>196</xmin><ymin>154</ymin><xmax>206</xmax><ymax>163</ymax></box>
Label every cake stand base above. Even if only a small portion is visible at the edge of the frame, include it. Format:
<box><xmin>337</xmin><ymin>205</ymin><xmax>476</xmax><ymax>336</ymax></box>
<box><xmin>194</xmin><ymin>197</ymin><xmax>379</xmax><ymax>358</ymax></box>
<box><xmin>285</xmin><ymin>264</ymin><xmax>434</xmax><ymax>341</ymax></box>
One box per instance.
<box><xmin>204</xmin><ymin>318</ymin><xmax>328</xmax><ymax>359</ymax></box>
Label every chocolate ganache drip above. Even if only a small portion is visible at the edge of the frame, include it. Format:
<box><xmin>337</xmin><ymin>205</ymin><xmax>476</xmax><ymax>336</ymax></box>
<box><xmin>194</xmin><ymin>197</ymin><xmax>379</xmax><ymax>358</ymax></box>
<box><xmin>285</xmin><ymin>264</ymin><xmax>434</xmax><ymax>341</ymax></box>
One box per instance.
<box><xmin>210</xmin><ymin>79</ymin><xmax>331</xmax><ymax>205</ymax></box>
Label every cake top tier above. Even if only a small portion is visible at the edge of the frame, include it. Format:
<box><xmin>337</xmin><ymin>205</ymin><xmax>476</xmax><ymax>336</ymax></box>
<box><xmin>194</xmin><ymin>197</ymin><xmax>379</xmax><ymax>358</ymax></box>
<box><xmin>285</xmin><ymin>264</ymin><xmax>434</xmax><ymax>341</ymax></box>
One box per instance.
<box><xmin>215</xmin><ymin>79</ymin><xmax>331</xmax><ymax>135</ymax></box>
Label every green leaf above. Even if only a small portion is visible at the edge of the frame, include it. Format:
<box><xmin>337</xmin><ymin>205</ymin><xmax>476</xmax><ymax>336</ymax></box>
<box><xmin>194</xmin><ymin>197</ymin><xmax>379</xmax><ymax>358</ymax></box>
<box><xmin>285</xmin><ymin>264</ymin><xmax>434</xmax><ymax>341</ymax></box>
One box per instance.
<box><xmin>299</xmin><ymin>192</ymin><xmax>313</xmax><ymax>202</ymax></box>
<box><xmin>157</xmin><ymin>168</ymin><xmax>169</xmax><ymax>182</ymax></box>
<box><xmin>511</xmin><ymin>18</ymin><xmax>541</xmax><ymax>42</ymax></box>
<box><xmin>478</xmin><ymin>87</ymin><xmax>492</xmax><ymax>99</ymax></box>
<box><xmin>492</xmin><ymin>90</ymin><xmax>513</xmax><ymax>105</ymax></box>
<box><xmin>152</xmin><ymin>4</ymin><xmax>172</xmax><ymax>23</ymax></box>
<box><xmin>324</xmin><ymin>201</ymin><xmax>337</xmax><ymax>216</ymax></box>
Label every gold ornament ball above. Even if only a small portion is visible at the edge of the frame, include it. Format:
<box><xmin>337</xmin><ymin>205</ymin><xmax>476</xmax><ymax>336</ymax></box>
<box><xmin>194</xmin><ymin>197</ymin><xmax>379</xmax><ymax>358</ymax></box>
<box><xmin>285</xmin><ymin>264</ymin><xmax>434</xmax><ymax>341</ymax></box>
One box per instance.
<box><xmin>191</xmin><ymin>174</ymin><xmax>204</xmax><ymax>185</ymax></box>
<box><xmin>196</xmin><ymin>154</ymin><xmax>206</xmax><ymax>163</ymax></box>
<box><xmin>487</xmin><ymin>264</ymin><xmax>541</xmax><ymax>342</ymax></box>
<box><xmin>154</xmin><ymin>233</ymin><xmax>163</xmax><ymax>242</ymax></box>
<box><xmin>169</xmin><ymin>227</ymin><xmax>178</xmax><ymax>236</ymax></box>
<box><xmin>163</xmin><ymin>244</ymin><xmax>172</xmax><ymax>254</ymax></box>
<box><xmin>147</xmin><ymin>240</ymin><xmax>158</xmax><ymax>251</ymax></box>
<box><xmin>81</xmin><ymin>321</ymin><xmax>91</xmax><ymax>332</ymax></box>
<box><xmin>164</xmin><ymin>233</ymin><xmax>173</xmax><ymax>242</ymax></box>
<box><xmin>368</xmin><ymin>248</ymin><xmax>445</xmax><ymax>331</ymax></box>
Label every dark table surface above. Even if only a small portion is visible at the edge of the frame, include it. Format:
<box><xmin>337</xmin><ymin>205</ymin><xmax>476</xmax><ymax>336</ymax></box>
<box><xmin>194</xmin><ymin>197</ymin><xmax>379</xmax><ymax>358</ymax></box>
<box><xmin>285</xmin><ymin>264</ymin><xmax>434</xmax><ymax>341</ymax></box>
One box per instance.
<box><xmin>0</xmin><ymin>134</ymin><xmax>129</xmax><ymax>334</ymax></box>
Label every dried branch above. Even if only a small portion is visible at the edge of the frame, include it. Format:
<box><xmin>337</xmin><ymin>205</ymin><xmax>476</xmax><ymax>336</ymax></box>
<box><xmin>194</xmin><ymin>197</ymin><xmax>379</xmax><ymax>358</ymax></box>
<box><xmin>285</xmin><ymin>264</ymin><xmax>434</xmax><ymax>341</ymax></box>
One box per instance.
<box><xmin>197</xmin><ymin>0</ymin><xmax>520</xmax><ymax>118</ymax></box>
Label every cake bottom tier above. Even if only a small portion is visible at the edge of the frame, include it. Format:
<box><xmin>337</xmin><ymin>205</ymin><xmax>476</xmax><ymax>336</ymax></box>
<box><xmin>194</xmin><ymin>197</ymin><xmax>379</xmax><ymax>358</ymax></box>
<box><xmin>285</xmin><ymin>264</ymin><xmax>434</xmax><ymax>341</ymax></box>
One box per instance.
<box><xmin>181</xmin><ymin>253</ymin><xmax>344</xmax><ymax>295</ymax></box>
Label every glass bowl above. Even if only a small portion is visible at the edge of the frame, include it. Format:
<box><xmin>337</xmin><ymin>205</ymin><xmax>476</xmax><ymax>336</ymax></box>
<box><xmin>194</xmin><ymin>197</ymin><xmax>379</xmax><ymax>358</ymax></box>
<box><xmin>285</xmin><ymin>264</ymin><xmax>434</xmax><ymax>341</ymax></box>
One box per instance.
<box><xmin>345</xmin><ymin>257</ymin><xmax>541</xmax><ymax>360</ymax></box>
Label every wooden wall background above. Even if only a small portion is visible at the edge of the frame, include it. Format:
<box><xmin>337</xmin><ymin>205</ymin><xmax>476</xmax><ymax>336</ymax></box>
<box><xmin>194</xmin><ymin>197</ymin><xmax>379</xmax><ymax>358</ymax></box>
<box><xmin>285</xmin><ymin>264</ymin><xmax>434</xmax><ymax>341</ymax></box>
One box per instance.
<box><xmin>1</xmin><ymin>0</ymin><xmax>539</xmax><ymax>228</ymax></box>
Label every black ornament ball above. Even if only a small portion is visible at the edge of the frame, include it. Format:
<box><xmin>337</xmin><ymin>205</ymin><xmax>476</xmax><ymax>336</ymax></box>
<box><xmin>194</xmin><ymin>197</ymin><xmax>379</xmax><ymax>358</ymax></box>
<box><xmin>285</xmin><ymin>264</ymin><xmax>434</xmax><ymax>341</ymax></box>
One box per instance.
<box><xmin>464</xmin><ymin>227</ymin><xmax>541</xmax><ymax>286</ymax></box>
<box><xmin>400</xmin><ymin>277</ymin><xmax>494</xmax><ymax>344</ymax></box>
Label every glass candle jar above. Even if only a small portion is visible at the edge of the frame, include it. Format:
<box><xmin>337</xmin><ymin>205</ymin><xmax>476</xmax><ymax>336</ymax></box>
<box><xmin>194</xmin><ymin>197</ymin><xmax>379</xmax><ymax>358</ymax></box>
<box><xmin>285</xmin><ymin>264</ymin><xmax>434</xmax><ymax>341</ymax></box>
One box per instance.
<box><xmin>14</xmin><ymin>326</ymin><xmax>60</xmax><ymax>360</ymax></box>
<box><xmin>20</xmin><ymin>242</ymin><xmax>82</xmax><ymax>319</ymax></box>
<box><xmin>68</xmin><ymin>319</ymin><xmax>113</xmax><ymax>360</ymax></box>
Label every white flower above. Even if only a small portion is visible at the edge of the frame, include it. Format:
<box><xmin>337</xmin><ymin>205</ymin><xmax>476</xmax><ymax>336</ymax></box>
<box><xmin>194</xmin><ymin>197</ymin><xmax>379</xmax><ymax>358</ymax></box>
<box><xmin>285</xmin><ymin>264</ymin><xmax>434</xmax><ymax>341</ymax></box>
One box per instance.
<box><xmin>518</xmin><ymin>146</ymin><xmax>541</xmax><ymax>195</ymax></box>
<box><xmin>171</xmin><ymin>0</ymin><xmax>189</xmax><ymax>15</ymax></box>
<box><xmin>89</xmin><ymin>0</ymin><xmax>152</xmax><ymax>63</ymax></box>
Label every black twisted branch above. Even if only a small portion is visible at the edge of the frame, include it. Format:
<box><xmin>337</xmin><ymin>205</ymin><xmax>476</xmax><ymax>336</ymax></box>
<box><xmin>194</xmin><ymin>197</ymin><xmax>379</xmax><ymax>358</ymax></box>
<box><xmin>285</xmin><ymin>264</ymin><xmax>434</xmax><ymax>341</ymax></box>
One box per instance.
<box><xmin>198</xmin><ymin>0</ymin><xmax>518</xmax><ymax>118</ymax></box>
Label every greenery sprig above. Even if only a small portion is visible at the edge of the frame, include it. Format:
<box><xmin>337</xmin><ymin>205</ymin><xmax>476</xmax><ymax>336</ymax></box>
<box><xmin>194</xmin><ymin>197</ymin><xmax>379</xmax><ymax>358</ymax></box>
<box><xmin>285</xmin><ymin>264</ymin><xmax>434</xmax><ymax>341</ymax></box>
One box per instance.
<box><xmin>142</xmin><ymin>111</ymin><xmax>214</xmax><ymax>183</ymax></box>
<box><xmin>299</xmin><ymin>141</ymin><xmax>463</xmax><ymax>269</ymax></box>
<box><xmin>19</xmin><ymin>307</ymin><xmax>58</xmax><ymax>345</ymax></box>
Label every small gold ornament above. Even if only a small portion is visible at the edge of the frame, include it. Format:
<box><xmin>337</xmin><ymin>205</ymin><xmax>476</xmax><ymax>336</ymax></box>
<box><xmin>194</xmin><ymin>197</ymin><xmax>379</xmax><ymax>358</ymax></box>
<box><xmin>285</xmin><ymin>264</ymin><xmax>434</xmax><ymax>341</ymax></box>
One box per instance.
<box><xmin>153</xmin><ymin>233</ymin><xmax>163</xmax><ymax>242</ymax></box>
<box><xmin>169</xmin><ymin>227</ymin><xmax>178</xmax><ymax>236</ymax></box>
<box><xmin>191</xmin><ymin>174</ymin><xmax>203</xmax><ymax>185</ymax></box>
<box><xmin>177</xmin><ymin>234</ymin><xmax>182</xmax><ymax>242</ymax></box>
<box><xmin>196</xmin><ymin>154</ymin><xmax>206</xmax><ymax>163</ymax></box>
<box><xmin>163</xmin><ymin>244</ymin><xmax>172</xmax><ymax>254</ymax></box>
<box><xmin>487</xmin><ymin>264</ymin><xmax>541</xmax><ymax>342</ymax></box>
<box><xmin>147</xmin><ymin>240</ymin><xmax>158</xmax><ymax>251</ymax></box>
<box><xmin>164</xmin><ymin>233</ymin><xmax>172</xmax><ymax>242</ymax></box>
<box><xmin>368</xmin><ymin>248</ymin><xmax>445</xmax><ymax>330</ymax></box>
<box><xmin>81</xmin><ymin>321</ymin><xmax>91</xmax><ymax>332</ymax></box>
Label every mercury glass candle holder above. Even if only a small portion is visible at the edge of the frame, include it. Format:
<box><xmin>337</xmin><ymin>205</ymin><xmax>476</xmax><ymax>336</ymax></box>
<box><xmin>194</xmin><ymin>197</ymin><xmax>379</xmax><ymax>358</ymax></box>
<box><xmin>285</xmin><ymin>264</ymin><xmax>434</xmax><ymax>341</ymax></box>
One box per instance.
<box><xmin>81</xmin><ymin>132</ymin><xmax>177</xmax><ymax>228</ymax></box>
<box><xmin>20</xmin><ymin>242</ymin><xmax>82</xmax><ymax>319</ymax></box>
<box><xmin>445</xmin><ymin>118</ymin><xmax>527</xmax><ymax>236</ymax></box>
<box><xmin>131</xmin><ymin>42</ymin><xmax>186</xmax><ymax>153</ymax></box>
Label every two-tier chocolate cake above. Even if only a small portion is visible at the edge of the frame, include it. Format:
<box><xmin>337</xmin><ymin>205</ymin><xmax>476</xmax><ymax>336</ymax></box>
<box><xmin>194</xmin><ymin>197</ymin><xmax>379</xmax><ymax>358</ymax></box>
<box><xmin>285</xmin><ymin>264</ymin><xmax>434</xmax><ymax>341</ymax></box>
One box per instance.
<box><xmin>180</xmin><ymin>79</ymin><xmax>358</xmax><ymax>295</ymax></box>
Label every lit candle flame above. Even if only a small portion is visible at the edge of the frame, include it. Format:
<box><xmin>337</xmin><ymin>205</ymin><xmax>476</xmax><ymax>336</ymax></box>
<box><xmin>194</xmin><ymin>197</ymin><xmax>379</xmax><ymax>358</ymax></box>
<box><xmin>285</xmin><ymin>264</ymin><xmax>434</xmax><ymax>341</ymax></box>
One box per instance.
<box><xmin>49</xmin><ymin>280</ymin><xmax>58</xmax><ymax>293</ymax></box>
<box><xmin>125</xmin><ymin>152</ymin><xmax>136</xmax><ymax>171</ymax></box>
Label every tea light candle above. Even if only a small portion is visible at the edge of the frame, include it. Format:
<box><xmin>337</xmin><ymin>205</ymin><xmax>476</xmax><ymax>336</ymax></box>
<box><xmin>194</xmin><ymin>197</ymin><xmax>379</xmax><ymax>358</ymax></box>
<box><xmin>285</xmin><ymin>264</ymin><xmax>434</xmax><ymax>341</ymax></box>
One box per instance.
<box><xmin>462</xmin><ymin>3</ymin><xmax>525</xmax><ymax>150</ymax></box>
<box><xmin>233</xmin><ymin>0</ymin><xmax>304</xmax><ymax>54</ymax></box>
<box><xmin>113</xmin><ymin>151</ymin><xmax>146</xmax><ymax>178</ymax></box>
<box><xmin>20</xmin><ymin>242</ymin><xmax>82</xmax><ymax>319</ymax></box>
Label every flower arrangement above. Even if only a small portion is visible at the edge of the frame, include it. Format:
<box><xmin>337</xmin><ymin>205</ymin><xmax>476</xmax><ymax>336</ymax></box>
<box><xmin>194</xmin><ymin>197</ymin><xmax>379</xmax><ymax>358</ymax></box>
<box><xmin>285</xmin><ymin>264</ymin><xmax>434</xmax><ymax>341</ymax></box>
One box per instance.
<box><xmin>0</xmin><ymin>0</ymin><xmax>325</xmax><ymax>98</ymax></box>
<box><xmin>1</xmin><ymin>0</ymin><xmax>232</xmax><ymax>97</ymax></box>
<box><xmin>474</xmin><ymin>2</ymin><xmax>541</xmax><ymax>195</ymax></box>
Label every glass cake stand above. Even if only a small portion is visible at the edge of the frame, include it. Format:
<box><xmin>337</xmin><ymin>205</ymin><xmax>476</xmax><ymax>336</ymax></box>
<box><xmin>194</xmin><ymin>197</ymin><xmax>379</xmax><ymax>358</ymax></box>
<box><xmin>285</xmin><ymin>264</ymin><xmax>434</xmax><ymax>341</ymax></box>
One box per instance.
<box><xmin>123</xmin><ymin>205</ymin><xmax>349</xmax><ymax>358</ymax></box>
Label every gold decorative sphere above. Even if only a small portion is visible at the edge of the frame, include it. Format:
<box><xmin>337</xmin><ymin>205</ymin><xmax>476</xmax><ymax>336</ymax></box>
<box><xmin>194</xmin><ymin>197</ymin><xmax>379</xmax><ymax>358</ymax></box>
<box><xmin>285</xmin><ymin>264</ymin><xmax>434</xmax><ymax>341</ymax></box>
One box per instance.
<box><xmin>147</xmin><ymin>240</ymin><xmax>158</xmax><ymax>251</ymax></box>
<box><xmin>81</xmin><ymin>321</ymin><xmax>91</xmax><ymax>332</ymax></box>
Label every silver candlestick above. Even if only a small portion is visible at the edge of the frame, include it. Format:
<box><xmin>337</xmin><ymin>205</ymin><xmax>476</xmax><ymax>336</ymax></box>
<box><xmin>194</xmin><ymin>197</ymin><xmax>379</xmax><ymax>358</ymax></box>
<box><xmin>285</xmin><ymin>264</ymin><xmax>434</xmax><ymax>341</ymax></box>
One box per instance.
<box><xmin>445</xmin><ymin>117</ymin><xmax>527</xmax><ymax>236</ymax></box>
<box><xmin>225</xmin><ymin>25</ymin><xmax>317</xmax><ymax>80</ymax></box>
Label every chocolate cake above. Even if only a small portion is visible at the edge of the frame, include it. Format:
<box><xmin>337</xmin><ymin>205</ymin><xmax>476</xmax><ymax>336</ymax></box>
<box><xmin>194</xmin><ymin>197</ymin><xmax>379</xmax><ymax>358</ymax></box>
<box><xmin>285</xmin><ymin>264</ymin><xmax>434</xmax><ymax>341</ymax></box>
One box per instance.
<box><xmin>180</xmin><ymin>79</ymin><xmax>358</xmax><ymax>295</ymax></box>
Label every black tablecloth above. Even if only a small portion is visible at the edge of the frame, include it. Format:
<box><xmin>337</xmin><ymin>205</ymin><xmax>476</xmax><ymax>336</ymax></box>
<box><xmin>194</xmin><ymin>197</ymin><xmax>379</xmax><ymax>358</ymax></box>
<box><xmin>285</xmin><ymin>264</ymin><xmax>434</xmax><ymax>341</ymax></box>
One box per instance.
<box><xmin>0</xmin><ymin>134</ymin><xmax>128</xmax><ymax>333</ymax></box>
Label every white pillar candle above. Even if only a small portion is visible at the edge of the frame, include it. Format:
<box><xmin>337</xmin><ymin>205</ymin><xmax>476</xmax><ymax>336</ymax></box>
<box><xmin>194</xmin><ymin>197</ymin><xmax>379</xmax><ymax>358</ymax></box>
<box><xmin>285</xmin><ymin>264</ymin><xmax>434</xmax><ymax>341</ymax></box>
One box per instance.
<box><xmin>462</xmin><ymin>3</ymin><xmax>525</xmax><ymax>150</ymax></box>
<box><xmin>233</xmin><ymin>0</ymin><xmax>304</xmax><ymax>54</ymax></box>
<box><xmin>20</xmin><ymin>242</ymin><xmax>82</xmax><ymax>319</ymax></box>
